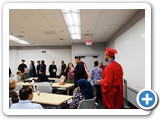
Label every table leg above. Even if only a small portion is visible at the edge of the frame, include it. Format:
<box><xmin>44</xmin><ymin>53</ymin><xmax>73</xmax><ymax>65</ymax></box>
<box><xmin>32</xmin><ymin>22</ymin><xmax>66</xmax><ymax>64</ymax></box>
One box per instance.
<box><xmin>67</xmin><ymin>88</ymin><xmax>69</xmax><ymax>95</ymax></box>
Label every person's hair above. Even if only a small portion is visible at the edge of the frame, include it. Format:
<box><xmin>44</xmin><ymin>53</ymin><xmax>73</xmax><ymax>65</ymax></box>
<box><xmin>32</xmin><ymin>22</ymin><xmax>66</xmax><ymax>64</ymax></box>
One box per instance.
<box><xmin>75</xmin><ymin>56</ymin><xmax>81</xmax><ymax>60</ymax></box>
<box><xmin>61</xmin><ymin>60</ymin><xmax>64</xmax><ymax>63</ymax></box>
<box><xmin>16</xmin><ymin>71</ymin><xmax>21</xmax><ymax>75</ymax></box>
<box><xmin>39</xmin><ymin>69</ymin><xmax>43</xmax><ymax>72</ymax></box>
<box><xmin>9</xmin><ymin>79</ymin><xmax>16</xmax><ymax>90</ymax></box>
<box><xmin>41</xmin><ymin>60</ymin><xmax>45</xmax><ymax>64</ymax></box>
<box><xmin>108</xmin><ymin>55</ymin><xmax>115</xmax><ymax>60</ymax></box>
<box><xmin>19</xmin><ymin>86</ymin><xmax>33</xmax><ymax>100</ymax></box>
<box><xmin>94</xmin><ymin>61</ymin><xmax>99</xmax><ymax>67</ymax></box>
<box><xmin>68</xmin><ymin>62</ymin><xmax>74</xmax><ymax>69</ymax></box>
<box><xmin>37</xmin><ymin>60</ymin><xmax>40</xmax><ymax>63</ymax></box>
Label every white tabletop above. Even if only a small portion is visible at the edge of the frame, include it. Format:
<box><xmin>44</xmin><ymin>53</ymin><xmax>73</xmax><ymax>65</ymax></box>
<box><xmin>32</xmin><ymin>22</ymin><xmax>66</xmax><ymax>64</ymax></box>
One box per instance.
<box><xmin>52</xmin><ymin>83</ymin><xmax>74</xmax><ymax>89</ymax></box>
<box><xmin>32</xmin><ymin>93</ymin><xmax>72</xmax><ymax>106</ymax></box>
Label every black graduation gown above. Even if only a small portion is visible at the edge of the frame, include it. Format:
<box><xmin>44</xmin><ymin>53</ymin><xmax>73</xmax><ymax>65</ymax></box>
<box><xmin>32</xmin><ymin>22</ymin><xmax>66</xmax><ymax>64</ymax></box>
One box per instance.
<box><xmin>49</xmin><ymin>64</ymin><xmax>57</xmax><ymax>77</ymax></box>
<box><xmin>18</xmin><ymin>63</ymin><xmax>27</xmax><ymax>73</ymax></box>
<box><xmin>74</xmin><ymin>62</ymin><xmax>86</xmax><ymax>88</ymax></box>
<box><xmin>38</xmin><ymin>73</ymin><xmax>48</xmax><ymax>82</ymax></box>
<box><xmin>40</xmin><ymin>64</ymin><xmax>46</xmax><ymax>74</ymax></box>
<box><xmin>37</xmin><ymin>64</ymin><xmax>41</xmax><ymax>75</ymax></box>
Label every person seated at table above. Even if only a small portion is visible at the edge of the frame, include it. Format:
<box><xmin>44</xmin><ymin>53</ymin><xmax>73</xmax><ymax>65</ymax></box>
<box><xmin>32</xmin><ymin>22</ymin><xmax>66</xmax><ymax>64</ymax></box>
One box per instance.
<box><xmin>21</xmin><ymin>68</ymin><xmax>30</xmax><ymax>80</ymax></box>
<box><xmin>13</xmin><ymin>71</ymin><xmax>22</xmax><ymax>82</ymax></box>
<box><xmin>9</xmin><ymin>79</ymin><xmax>19</xmax><ymax>104</ymax></box>
<box><xmin>38</xmin><ymin>69</ymin><xmax>50</xmax><ymax>82</ymax></box>
<box><xmin>10</xmin><ymin>86</ymin><xmax>43</xmax><ymax>109</ymax></box>
<box><xmin>69</xmin><ymin>79</ymin><xmax>94</xmax><ymax>109</ymax></box>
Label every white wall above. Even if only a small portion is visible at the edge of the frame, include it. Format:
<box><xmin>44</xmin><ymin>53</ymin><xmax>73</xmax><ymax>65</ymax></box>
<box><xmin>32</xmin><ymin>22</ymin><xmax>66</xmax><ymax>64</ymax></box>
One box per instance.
<box><xmin>107</xmin><ymin>18</ymin><xmax>145</xmax><ymax>91</ymax></box>
<box><xmin>9</xmin><ymin>47</ymin><xmax>71</xmax><ymax>75</ymax></box>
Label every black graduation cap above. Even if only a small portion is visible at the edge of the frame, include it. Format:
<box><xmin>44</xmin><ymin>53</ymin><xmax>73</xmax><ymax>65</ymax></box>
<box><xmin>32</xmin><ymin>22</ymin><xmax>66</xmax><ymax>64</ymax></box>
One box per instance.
<box><xmin>31</xmin><ymin>60</ymin><xmax>34</xmax><ymax>63</ymax></box>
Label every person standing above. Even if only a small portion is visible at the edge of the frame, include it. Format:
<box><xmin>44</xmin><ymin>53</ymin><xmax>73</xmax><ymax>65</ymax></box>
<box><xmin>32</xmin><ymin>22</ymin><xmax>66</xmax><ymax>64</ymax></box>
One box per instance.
<box><xmin>76</xmin><ymin>56</ymin><xmax>89</xmax><ymax>79</ymax></box>
<box><xmin>18</xmin><ymin>59</ymin><xmax>27</xmax><ymax>73</ymax></box>
<box><xmin>36</xmin><ymin>60</ymin><xmax>41</xmax><ymax>76</ymax></box>
<box><xmin>66</xmin><ymin>62</ymin><xmax>74</xmax><ymax>83</ymax></box>
<box><xmin>60</xmin><ymin>60</ymin><xmax>67</xmax><ymax>77</ymax></box>
<box><xmin>29</xmin><ymin>61</ymin><xmax>37</xmax><ymax>77</ymax></box>
<box><xmin>99</xmin><ymin>62</ymin><xmax>105</xmax><ymax>70</ymax></box>
<box><xmin>97</xmin><ymin>48</ymin><xmax>124</xmax><ymax>109</ymax></box>
<box><xmin>40</xmin><ymin>60</ymin><xmax>46</xmax><ymax>75</ymax></box>
<box><xmin>49</xmin><ymin>61</ymin><xmax>57</xmax><ymax>78</ymax></box>
<box><xmin>74</xmin><ymin>56</ymin><xmax>86</xmax><ymax>88</ymax></box>
<box><xmin>90</xmin><ymin>61</ymin><xmax>102</xmax><ymax>104</ymax></box>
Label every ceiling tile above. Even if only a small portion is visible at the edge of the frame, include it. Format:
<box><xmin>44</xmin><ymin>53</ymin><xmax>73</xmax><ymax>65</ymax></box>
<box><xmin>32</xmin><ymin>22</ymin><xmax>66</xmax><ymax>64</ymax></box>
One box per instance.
<box><xmin>81</xmin><ymin>13</ymin><xmax>101</xmax><ymax>26</ymax></box>
<box><xmin>81</xmin><ymin>9</ymin><xmax>102</xmax><ymax>13</ymax></box>
<box><xmin>17</xmin><ymin>9</ymin><xmax>40</xmax><ymax>14</ymax></box>
<box><xmin>39</xmin><ymin>9</ymin><xmax>61</xmax><ymax>14</ymax></box>
<box><xmin>43</xmin><ymin>14</ymin><xmax>66</xmax><ymax>26</ymax></box>
<box><xmin>24</xmin><ymin>14</ymin><xmax>49</xmax><ymax>27</ymax></box>
<box><xmin>81</xmin><ymin>26</ymin><xmax>95</xmax><ymax>34</ymax></box>
<box><xmin>9</xmin><ymin>9</ymin><xmax>140</xmax><ymax>46</ymax></box>
<box><xmin>94</xmin><ymin>25</ymin><xmax>111</xmax><ymax>34</ymax></box>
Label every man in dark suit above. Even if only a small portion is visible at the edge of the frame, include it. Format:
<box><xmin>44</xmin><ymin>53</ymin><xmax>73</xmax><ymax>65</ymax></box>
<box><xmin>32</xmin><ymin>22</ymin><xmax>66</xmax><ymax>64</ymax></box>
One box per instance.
<box><xmin>40</xmin><ymin>60</ymin><xmax>46</xmax><ymax>75</ymax></box>
<box><xmin>36</xmin><ymin>60</ymin><xmax>41</xmax><ymax>76</ymax></box>
<box><xmin>18</xmin><ymin>59</ymin><xmax>27</xmax><ymax>73</ymax></box>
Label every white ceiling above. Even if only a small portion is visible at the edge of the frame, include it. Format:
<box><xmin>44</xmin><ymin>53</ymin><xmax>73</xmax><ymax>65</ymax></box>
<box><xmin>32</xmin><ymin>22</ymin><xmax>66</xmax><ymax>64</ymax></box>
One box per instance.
<box><xmin>9</xmin><ymin>9</ymin><xmax>139</xmax><ymax>46</ymax></box>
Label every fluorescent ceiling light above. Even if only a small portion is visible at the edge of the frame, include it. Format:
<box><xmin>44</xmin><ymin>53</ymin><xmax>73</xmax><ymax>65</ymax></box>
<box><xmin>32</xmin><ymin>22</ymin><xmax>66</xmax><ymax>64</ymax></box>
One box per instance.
<box><xmin>72</xmin><ymin>13</ymin><xmax>80</xmax><ymax>26</ymax></box>
<box><xmin>9</xmin><ymin>35</ymin><xmax>19</xmax><ymax>42</ymax></box>
<box><xmin>9</xmin><ymin>35</ymin><xmax>29</xmax><ymax>45</ymax></box>
<box><xmin>71</xmin><ymin>9</ymin><xmax>80</xmax><ymax>13</ymax></box>
<box><xmin>61</xmin><ymin>9</ymin><xmax>81</xmax><ymax>40</ymax></box>
<box><xmin>17</xmin><ymin>40</ymin><xmax>29</xmax><ymax>44</ymax></box>
<box><xmin>61</xmin><ymin>9</ymin><xmax>80</xmax><ymax>14</ymax></box>
<box><xmin>68</xmin><ymin>26</ymin><xmax>81</xmax><ymax>34</ymax></box>
<box><xmin>68</xmin><ymin>26</ymin><xmax>75</xmax><ymax>34</ymax></box>
<box><xmin>75</xmin><ymin>26</ymin><xmax>81</xmax><ymax>34</ymax></box>
<box><xmin>63</xmin><ymin>13</ymin><xmax>73</xmax><ymax>26</ymax></box>
<box><xmin>71</xmin><ymin>34</ymin><xmax>81</xmax><ymax>39</ymax></box>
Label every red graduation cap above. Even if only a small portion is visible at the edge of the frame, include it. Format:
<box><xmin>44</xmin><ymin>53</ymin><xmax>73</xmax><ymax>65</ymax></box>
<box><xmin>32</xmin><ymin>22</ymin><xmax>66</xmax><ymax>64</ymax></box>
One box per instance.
<box><xmin>105</xmin><ymin>48</ymin><xmax>118</xmax><ymax>57</ymax></box>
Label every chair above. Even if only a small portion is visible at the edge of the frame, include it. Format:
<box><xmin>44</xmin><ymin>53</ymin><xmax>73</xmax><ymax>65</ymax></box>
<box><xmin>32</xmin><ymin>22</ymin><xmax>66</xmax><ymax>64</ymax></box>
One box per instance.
<box><xmin>37</xmin><ymin>82</ymin><xmax>52</xmax><ymax>93</ymax></box>
<box><xmin>54</xmin><ymin>78</ymin><xmax>67</xmax><ymax>94</ymax></box>
<box><xmin>73</xmin><ymin>87</ymin><xmax>78</xmax><ymax>97</ymax></box>
<box><xmin>9</xmin><ymin>97</ymin><xmax>13</xmax><ymax>108</ymax></box>
<box><xmin>77</xmin><ymin>97</ymin><xmax>97</xmax><ymax>109</ymax></box>
<box><xmin>14</xmin><ymin>83</ymin><xmax>23</xmax><ymax>92</ymax></box>
<box><xmin>123</xmin><ymin>79</ymin><xmax>129</xmax><ymax>108</ymax></box>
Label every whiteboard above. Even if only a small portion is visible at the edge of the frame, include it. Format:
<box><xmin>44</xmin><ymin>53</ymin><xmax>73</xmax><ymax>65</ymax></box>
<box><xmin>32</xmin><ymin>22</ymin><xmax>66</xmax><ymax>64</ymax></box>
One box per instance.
<box><xmin>107</xmin><ymin>18</ymin><xmax>145</xmax><ymax>91</ymax></box>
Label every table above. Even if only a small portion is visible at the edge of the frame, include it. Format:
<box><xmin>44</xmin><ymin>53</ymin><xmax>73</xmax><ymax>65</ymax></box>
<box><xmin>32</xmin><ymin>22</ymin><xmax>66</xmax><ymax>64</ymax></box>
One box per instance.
<box><xmin>52</xmin><ymin>83</ymin><xmax>74</xmax><ymax>95</ymax></box>
<box><xmin>16</xmin><ymin>82</ymin><xmax>37</xmax><ymax>92</ymax></box>
<box><xmin>32</xmin><ymin>93</ymin><xmax>72</xmax><ymax>108</ymax></box>
<box><xmin>33</xmin><ymin>77</ymin><xmax>56</xmax><ymax>82</ymax></box>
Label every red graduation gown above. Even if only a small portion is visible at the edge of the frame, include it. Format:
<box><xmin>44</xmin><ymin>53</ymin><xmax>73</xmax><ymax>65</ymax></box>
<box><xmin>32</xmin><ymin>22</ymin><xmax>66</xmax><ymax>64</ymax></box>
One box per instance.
<box><xmin>101</xmin><ymin>61</ymin><xmax>124</xmax><ymax>109</ymax></box>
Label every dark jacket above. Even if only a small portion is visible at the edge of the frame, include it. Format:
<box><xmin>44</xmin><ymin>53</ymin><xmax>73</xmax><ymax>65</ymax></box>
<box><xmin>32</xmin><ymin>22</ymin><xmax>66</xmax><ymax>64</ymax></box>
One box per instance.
<box><xmin>49</xmin><ymin>64</ymin><xmax>57</xmax><ymax>77</ymax></box>
<box><xmin>38</xmin><ymin>73</ymin><xmax>49</xmax><ymax>82</ymax></box>
<box><xmin>40</xmin><ymin>64</ymin><xmax>46</xmax><ymax>74</ymax></box>
<box><xmin>74</xmin><ymin>62</ymin><xmax>86</xmax><ymax>88</ymax></box>
<box><xmin>18</xmin><ymin>63</ymin><xmax>27</xmax><ymax>73</ymax></box>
